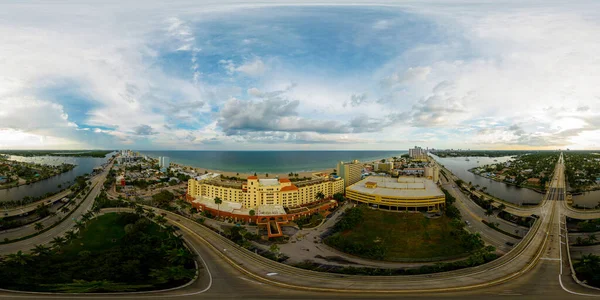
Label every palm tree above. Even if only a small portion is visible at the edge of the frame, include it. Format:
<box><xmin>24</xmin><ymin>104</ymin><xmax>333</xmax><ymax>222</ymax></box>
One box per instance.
<box><xmin>31</xmin><ymin>244</ymin><xmax>51</xmax><ymax>256</ymax></box>
<box><xmin>589</xmin><ymin>234</ymin><xmax>598</xmax><ymax>243</ymax></box>
<box><xmin>65</xmin><ymin>230</ymin><xmax>79</xmax><ymax>242</ymax></box>
<box><xmin>484</xmin><ymin>208</ymin><xmax>494</xmax><ymax>221</ymax></box>
<box><xmin>34</xmin><ymin>222</ymin><xmax>45</xmax><ymax>232</ymax></box>
<box><xmin>92</xmin><ymin>205</ymin><xmax>101</xmax><ymax>214</ymax></box>
<box><xmin>61</xmin><ymin>207</ymin><xmax>70</xmax><ymax>214</ymax></box>
<box><xmin>498</xmin><ymin>203</ymin><xmax>507</xmax><ymax>212</ymax></box>
<box><xmin>214</xmin><ymin>197</ymin><xmax>222</xmax><ymax>219</ymax></box>
<box><xmin>155</xmin><ymin>215</ymin><xmax>167</xmax><ymax>226</ymax></box>
<box><xmin>74</xmin><ymin>220</ymin><xmax>86</xmax><ymax>231</ymax></box>
<box><xmin>167</xmin><ymin>248</ymin><xmax>195</xmax><ymax>265</ymax></box>
<box><xmin>135</xmin><ymin>205</ymin><xmax>145</xmax><ymax>216</ymax></box>
<box><xmin>316</xmin><ymin>191</ymin><xmax>325</xmax><ymax>201</ymax></box>
<box><xmin>146</xmin><ymin>210</ymin><xmax>156</xmax><ymax>219</ymax></box>
<box><xmin>5</xmin><ymin>250</ymin><xmax>31</xmax><ymax>266</ymax></box>
<box><xmin>51</xmin><ymin>236</ymin><xmax>66</xmax><ymax>248</ymax></box>
<box><xmin>81</xmin><ymin>213</ymin><xmax>91</xmax><ymax>223</ymax></box>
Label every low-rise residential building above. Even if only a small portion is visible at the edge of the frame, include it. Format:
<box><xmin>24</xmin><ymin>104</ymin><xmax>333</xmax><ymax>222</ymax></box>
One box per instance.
<box><xmin>527</xmin><ymin>178</ymin><xmax>541</xmax><ymax>185</ymax></box>
<box><xmin>374</xmin><ymin>162</ymin><xmax>394</xmax><ymax>172</ymax></box>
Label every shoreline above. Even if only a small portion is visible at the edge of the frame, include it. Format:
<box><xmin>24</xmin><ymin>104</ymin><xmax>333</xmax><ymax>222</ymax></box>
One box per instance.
<box><xmin>466</xmin><ymin>168</ymin><xmax>545</xmax><ymax>195</ymax></box>
<box><xmin>173</xmin><ymin>163</ymin><xmax>335</xmax><ymax>180</ymax></box>
<box><xmin>0</xmin><ymin>163</ymin><xmax>76</xmax><ymax>191</ymax></box>
<box><xmin>145</xmin><ymin>152</ymin><xmax>405</xmax><ymax>179</ymax></box>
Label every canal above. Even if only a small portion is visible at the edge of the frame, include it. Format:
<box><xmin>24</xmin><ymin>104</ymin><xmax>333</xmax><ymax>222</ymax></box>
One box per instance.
<box><xmin>0</xmin><ymin>152</ymin><xmax>114</xmax><ymax>202</ymax></box>
<box><xmin>431</xmin><ymin>154</ymin><xmax>543</xmax><ymax>205</ymax></box>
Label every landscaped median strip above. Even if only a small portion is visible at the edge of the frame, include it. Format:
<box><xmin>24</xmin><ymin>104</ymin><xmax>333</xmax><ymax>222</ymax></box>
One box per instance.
<box><xmin>0</xmin><ymin>182</ymin><xmax>98</xmax><ymax>245</ymax></box>
<box><xmin>482</xmin><ymin>219</ymin><xmax>524</xmax><ymax>239</ymax></box>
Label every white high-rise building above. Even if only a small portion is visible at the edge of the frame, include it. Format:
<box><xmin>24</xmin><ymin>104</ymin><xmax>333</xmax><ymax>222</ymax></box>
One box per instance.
<box><xmin>159</xmin><ymin>156</ymin><xmax>170</xmax><ymax>172</ymax></box>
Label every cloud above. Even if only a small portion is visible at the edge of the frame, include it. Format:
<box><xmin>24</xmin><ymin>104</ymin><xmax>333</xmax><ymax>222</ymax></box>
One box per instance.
<box><xmin>382</xmin><ymin>66</ymin><xmax>431</xmax><ymax>87</ymax></box>
<box><xmin>133</xmin><ymin>125</ymin><xmax>157</xmax><ymax>136</ymax></box>
<box><xmin>235</xmin><ymin>58</ymin><xmax>267</xmax><ymax>76</ymax></box>
<box><xmin>344</xmin><ymin>93</ymin><xmax>369</xmax><ymax>107</ymax></box>
<box><xmin>218</xmin><ymin>97</ymin><xmax>349</xmax><ymax>135</ymax></box>
<box><xmin>3</xmin><ymin>2</ymin><xmax>600</xmax><ymax>150</ymax></box>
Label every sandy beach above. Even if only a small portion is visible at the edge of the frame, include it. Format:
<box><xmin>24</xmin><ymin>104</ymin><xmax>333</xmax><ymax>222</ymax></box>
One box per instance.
<box><xmin>170</xmin><ymin>156</ymin><xmax>397</xmax><ymax>180</ymax></box>
<box><xmin>171</xmin><ymin>163</ymin><xmax>335</xmax><ymax>179</ymax></box>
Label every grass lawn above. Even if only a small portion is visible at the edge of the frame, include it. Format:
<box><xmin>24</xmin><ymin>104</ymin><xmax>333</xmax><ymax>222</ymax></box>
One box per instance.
<box><xmin>62</xmin><ymin>213</ymin><xmax>165</xmax><ymax>255</ymax></box>
<box><xmin>329</xmin><ymin>206</ymin><xmax>470</xmax><ymax>261</ymax></box>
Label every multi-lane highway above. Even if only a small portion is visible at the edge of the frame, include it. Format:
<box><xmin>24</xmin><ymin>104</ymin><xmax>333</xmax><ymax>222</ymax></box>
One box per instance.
<box><xmin>2</xmin><ymin>153</ymin><xmax>600</xmax><ymax>298</ymax></box>
<box><xmin>0</xmin><ymin>160</ymin><xmax>114</xmax><ymax>255</ymax></box>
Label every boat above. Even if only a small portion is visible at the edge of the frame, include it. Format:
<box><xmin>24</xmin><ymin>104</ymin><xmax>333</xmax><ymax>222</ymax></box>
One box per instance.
<box><xmin>465</xmin><ymin>158</ymin><xmax>470</xmax><ymax>161</ymax></box>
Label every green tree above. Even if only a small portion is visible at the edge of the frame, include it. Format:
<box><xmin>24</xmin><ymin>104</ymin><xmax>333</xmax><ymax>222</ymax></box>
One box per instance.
<box><xmin>484</xmin><ymin>208</ymin><xmax>494</xmax><ymax>221</ymax></box>
<box><xmin>498</xmin><ymin>203</ymin><xmax>507</xmax><ymax>212</ymax></box>
<box><xmin>333</xmin><ymin>192</ymin><xmax>345</xmax><ymax>202</ymax></box>
<box><xmin>31</xmin><ymin>244</ymin><xmax>52</xmax><ymax>256</ymax></box>
<box><xmin>167</xmin><ymin>248</ymin><xmax>195</xmax><ymax>265</ymax></box>
<box><xmin>214</xmin><ymin>197</ymin><xmax>222</xmax><ymax>219</ymax></box>
<box><xmin>249</xmin><ymin>209</ymin><xmax>256</xmax><ymax>217</ymax></box>
<box><xmin>316</xmin><ymin>191</ymin><xmax>325</xmax><ymax>201</ymax></box>
<box><xmin>34</xmin><ymin>222</ymin><xmax>44</xmax><ymax>232</ymax></box>
<box><xmin>50</xmin><ymin>236</ymin><xmax>66</xmax><ymax>248</ymax></box>
<box><xmin>269</xmin><ymin>243</ymin><xmax>280</xmax><ymax>258</ymax></box>
<box><xmin>5</xmin><ymin>250</ymin><xmax>31</xmax><ymax>266</ymax></box>
<box><xmin>65</xmin><ymin>230</ymin><xmax>79</xmax><ymax>242</ymax></box>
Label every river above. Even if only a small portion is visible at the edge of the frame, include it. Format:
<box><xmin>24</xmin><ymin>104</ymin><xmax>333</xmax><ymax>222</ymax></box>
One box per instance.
<box><xmin>0</xmin><ymin>152</ymin><xmax>114</xmax><ymax>202</ymax></box>
<box><xmin>431</xmin><ymin>154</ymin><xmax>543</xmax><ymax>205</ymax></box>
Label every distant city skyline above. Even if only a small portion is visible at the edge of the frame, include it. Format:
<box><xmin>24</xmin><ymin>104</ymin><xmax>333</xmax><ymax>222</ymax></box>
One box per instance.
<box><xmin>1</xmin><ymin>1</ymin><xmax>600</xmax><ymax>150</ymax></box>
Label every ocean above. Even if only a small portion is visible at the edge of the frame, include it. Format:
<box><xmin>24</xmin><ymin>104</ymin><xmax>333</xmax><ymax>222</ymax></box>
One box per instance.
<box><xmin>138</xmin><ymin>151</ymin><xmax>406</xmax><ymax>174</ymax></box>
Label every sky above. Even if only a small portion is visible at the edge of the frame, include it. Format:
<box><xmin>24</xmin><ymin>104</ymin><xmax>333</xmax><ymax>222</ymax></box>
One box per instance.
<box><xmin>1</xmin><ymin>0</ymin><xmax>600</xmax><ymax>150</ymax></box>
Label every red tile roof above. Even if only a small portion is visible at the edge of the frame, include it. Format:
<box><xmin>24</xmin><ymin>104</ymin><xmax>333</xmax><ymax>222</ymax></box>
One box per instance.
<box><xmin>247</xmin><ymin>176</ymin><xmax>258</xmax><ymax>179</ymax></box>
<box><xmin>279</xmin><ymin>178</ymin><xmax>291</xmax><ymax>183</ymax></box>
<box><xmin>280</xmin><ymin>185</ymin><xmax>298</xmax><ymax>191</ymax></box>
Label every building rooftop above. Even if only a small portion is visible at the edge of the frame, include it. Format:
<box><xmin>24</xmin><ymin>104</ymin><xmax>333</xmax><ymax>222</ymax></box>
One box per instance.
<box><xmin>347</xmin><ymin>176</ymin><xmax>444</xmax><ymax>199</ymax></box>
<box><xmin>259</xmin><ymin>179</ymin><xmax>279</xmax><ymax>186</ymax></box>
<box><xmin>191</xmin><ymin>196</ymin><xmax>286</xmax><ymax>216</ymax></box>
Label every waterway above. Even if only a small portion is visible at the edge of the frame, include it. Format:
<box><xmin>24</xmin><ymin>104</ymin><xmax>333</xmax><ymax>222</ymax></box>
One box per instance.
<box><xmin>572</xmin><ymin>190</ymin><xmax>600</xmax><ymax>208</ymax></box>
<box><xmin>431</xmin><ymin>154</ymin><xmax>543</xmax><ymax>205</ymax></box>
<box><xmin>0</xmin><ymin>152</ymin><xmax>114</xmax><ymax>202</ymax></box>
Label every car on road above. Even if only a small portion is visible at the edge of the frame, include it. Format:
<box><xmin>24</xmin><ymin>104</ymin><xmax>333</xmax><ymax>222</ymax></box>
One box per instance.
<box><xmin>505</xmin><ymin>241</ymin><xmax>514</xmax><ymax>246</ymax></box>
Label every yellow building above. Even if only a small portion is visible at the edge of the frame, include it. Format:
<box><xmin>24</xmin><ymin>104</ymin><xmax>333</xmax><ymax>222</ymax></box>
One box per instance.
<box><xmin>337</xmin><ymin>160</ymin><xmax>363</xmax><ymax>187</ymax></box>
<box><xmin>346</xmin><ymin>176</ymin><xmax>445</xmax><ymax>212</ymax></box>
<box><xmin>187</xmin><ymin>175</ymin><xmax>344</xmax><ymax>209</ymax></box>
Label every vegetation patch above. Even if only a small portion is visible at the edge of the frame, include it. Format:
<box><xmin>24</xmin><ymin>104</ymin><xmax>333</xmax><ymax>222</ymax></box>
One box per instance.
<box><xmin>0</xmin><ymin>212</ymin><xmax>196</xmax><ymax>293</ymax></box>
<box><xmin>325</xmin><ymin>205</ymin><xmax>486</xmax><ymax>261</ymax></box>
<box><xmin>574</xmin><ymin>254</ymin><xmax>600</xmax><ymax>288</ymax></box>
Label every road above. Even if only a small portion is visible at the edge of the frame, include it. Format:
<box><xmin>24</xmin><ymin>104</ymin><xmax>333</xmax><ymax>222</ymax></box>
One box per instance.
<box><xmin>3</xmin><ymin>153</ymin><xmax>600</xmax><ymax>298</ymax></box>
<box><xmin>439</xmin><ymin>173</ymin><xmax>521</xmax><ymax>253</ymax></box>
<box><xmin>0</xmin><ymin>161</ymin><xmax>113</xmax><ymax>255</ymax></box>
<box><xmin>0</xmin><ymin>188</ymin><xmax>71</xmax><ymax>217</ymax></box>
